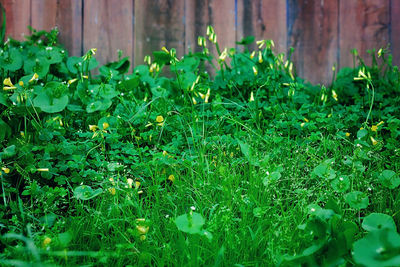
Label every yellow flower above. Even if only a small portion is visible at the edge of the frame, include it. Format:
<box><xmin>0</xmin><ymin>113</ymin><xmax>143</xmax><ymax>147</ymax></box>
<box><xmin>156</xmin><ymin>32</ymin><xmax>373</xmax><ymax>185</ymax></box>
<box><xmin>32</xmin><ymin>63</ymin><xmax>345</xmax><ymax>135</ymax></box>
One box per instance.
<box><xmin>199</xmin><ymin>92</ymin><xmax>205</xmax><ymax>99</ymax></box>
<box><xmin>219</xmin><ymin>48</ymin><xmax>228</xmax><ymax>61</ymax></box>
<box><xmin>371</xmin><ymin>125</ymin><xmax>378</xmax><ymax>132</ymax></box>
<box><xmin>3</xmin><ymin>77</ymin><xmax>14</xmax><ymax>87</ymax></box>
<box><xmin>192</xmin><ymin>97</ymin><xmax>197</xmax><ymax>105</ymax></box>
<box><xmin>230</xmin><ymin>152</ymin><xmax>234</xmax><ymax>158</ymax></box>
<box><xmin>332</xmin><ymin>90</ymin><xmax>338</xmax><ymax>101</ymax></box>
<box><xmin>168</xmin><ymin>174</ymin><xmax>175</xmax><ymax>183</ymax></box>
<box><xmin>109</xmin><ymin>177</ymin><xmax>115</xmax><ymax>185</ymax></box>
<box><xmin>249</xmin><ymin>91</ymin><xmax>255</xmax><ymax>102</ymax></box>
<box><xmin>345</xmin><ymin>132</ymin><xmax>351</xmax><ymax>137</ymax></box>
<box><xmin>28</xmin><ymin>73</ymin><xmax>39</xmax><ymax>82</ymax></box>
<box><xmin>304</xmin><ymin>117</ymin><xmax>309</xmax><ymax>122</ymax></box>
<box><xmin>156</xmin><ymin>116</ymin><xmax>164</xmax><ymax>123</ymax></box>
<box><xmin>370</xmin><ymin>136</ymin><xmax>378</xmax><ymax>146</ymax></box>
<box><xmin>90</xmin><ymin>48</ymin><xmax>97</xmax><ymax>55</ymax></box>
<box><xmin>108</xmin><ymin>187</ymin><xmax>116</xmax><ymax>195</ymax></box>
<box><xmin>18</xmin><ymin>81</ymin><xmax>24</xmax><ymax>86</ymax></box>
<box><xmin>205</xmin><ymin>88</ymin><xmax>210</xmax><ymax>103</ymax></box>
<box><xmin>127</xmin><ymin>178</ymin><xmax>134</xmax><ymax>188</ymax></box>
<box><xmin>135</xmin><ymin>181</ymin><xmax>141</xmax><ymax>189</ymax></box>
<box><xmin>82</xmin><ymin>75</ymin><xmax>89</xmax><ymax>79</ymax></box>
<box><xmin>250</xmin><ymin>51</ymin><xmax>256</xmax><ymax>59</ymax></box>
<box><xmin>37</xmin><ymin>168</ymin><xmax>49</xmax><ymax>172</ymax></box>
<box><xmin>140</xmin><ymin>235</ymin><xmax>147</xmax><ymax>241</ymax></box>
<box><xmin>163</xmin><ymin>150</ymin><xmax>168</xmax><ymax>156</ymax></box>
<box><xmin>301</xmin><ymin>122</ymin><xmax>305</xmax><ymax>128</ymax></box>
<box><xmin>102</xmin><ymin>122</ymin><xmax>109</xmax><ymax>130</ymax></box>
<box><xmin>1</xmin><ymin>167</ymin><xmax>10</xmax><ymax>174</ymax></box>
<box><xmin>136</xmin><ymin>225</ymin><xmax>149</xmax><ymax>235</ymax></box>
<box><xmin>252</xmin><ymin>66</ymin><xmax>258</xmax><ymax>76</ymax></box>
<box><xmin>162</xmin><ymin>46</ymin><xmax>169</xmax><ymax>54</ymax></box>
<box><xmin>377</xmin><ymin>121</ymin><xmax>384</xmax><ymax>126</ymax></box>
<box><xmin>68</xmin><ymin>78</ymin><xmax>78</xmax><ymax>85</ymax></box>
<box><xmin>258</xmin><ymin>51</ymin><xmax>263</xmax><ymax>63</ymax></box>
<box><xmin>89</xmin><ymin>125</ymin><xmax>98</xmax><ymax>132</ymax></box>
<box><xmin>42</xmin><ymin>237</ymin><xmax>52</xmax><ymax>247</ymax></box>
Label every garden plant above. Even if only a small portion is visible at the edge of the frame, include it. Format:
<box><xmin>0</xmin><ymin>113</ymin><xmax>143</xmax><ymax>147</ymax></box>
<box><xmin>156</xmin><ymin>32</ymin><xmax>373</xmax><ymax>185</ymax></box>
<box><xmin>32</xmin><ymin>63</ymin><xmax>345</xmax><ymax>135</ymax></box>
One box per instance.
<box><xmin>0</xmin><ymin>23</ymin><xmax>400</xmax><ymax>266</ymax></box>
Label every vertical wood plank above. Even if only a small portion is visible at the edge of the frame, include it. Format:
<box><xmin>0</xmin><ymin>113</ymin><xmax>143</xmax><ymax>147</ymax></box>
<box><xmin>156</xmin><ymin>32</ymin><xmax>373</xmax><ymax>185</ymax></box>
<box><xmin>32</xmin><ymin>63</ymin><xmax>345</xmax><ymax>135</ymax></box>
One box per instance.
<box><xmin>31</xmin><ymin>0</ymin><xmax>57</xmax><ymax>31</ymax></box>
<box><xmin>84</xmin><ymin>0</ymin><xmax>134</xmax><ymax>68</ymax></box>
<box><xmin>184</xmin><ymin>0</ymin><xmax>235</xmax><ymax>55</ymax></box>
<box><xmin>1</xmin><ymin>0</ymin><xmax>31</xmax><ymax>41</ymax></box>
<box><xmin>288</xmin><ymin>0</ymin><xmax>339</xmax><ymax>85</ymax></box>
<box><xmin>134</xmin><ymin>0</ymin><xmax>185</xmax><ymax>66</ymax></box>
<box><xmin>236</xmin><ymin>0</ymin><xmax>287</xmax><ymax>53</ymax></box>
<box><xmin>390</xmin><ymin>0</ymin><xmax>400</xmax><ymax>66</ymax></box>
<box><xmin>339</xmin><ymin>0</ymin><xmax>390</xmax><ymax>68</ymax></box>
<box><xmin>56</xmin><ymin>0</ymin><xmax>83</xmax><ymax>57</ymax></box>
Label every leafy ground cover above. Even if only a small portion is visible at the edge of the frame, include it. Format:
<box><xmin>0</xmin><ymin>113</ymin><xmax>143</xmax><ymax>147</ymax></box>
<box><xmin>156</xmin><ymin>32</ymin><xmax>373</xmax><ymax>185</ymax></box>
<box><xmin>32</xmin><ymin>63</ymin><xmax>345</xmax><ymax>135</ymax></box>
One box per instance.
<box><xmin>0</xmin><ymin>25</ymin><xmax>399</xmax><ymax>266</ymax></box>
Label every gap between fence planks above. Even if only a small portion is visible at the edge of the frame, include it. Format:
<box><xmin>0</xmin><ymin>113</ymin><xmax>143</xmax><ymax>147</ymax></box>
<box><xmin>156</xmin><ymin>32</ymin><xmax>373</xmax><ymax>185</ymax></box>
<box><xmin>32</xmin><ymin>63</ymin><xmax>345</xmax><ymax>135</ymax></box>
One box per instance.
<box><xmin>0</xmin><ymin>0</ymin><xmax>398</xmax><ymax>84</ymax></box>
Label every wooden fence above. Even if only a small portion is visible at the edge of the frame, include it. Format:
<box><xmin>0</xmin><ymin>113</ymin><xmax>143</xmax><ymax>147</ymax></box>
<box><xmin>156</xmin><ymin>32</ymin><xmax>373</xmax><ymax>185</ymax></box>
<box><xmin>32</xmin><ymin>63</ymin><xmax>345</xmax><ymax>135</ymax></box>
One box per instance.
<box><xmin>1</xmin><ymin>0</ymin><xmax>399</xmax><ymax>84</ymax></box>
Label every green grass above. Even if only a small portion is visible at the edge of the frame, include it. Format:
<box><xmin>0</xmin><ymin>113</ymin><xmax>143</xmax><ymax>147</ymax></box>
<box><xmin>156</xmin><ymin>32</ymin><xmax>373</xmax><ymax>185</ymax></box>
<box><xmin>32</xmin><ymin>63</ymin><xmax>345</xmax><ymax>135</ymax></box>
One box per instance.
<box><xmin>1</xmin><ymin>27</ymin><xmax>400</xmax><ymax>266</ymax></box>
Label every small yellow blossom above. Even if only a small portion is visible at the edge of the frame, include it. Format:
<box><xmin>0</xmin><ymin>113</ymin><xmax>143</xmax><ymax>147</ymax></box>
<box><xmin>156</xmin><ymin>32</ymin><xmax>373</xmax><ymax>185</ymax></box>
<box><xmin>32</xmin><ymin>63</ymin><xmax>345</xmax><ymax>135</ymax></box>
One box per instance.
<box><xmin>138</xmin><ymin>190</ymin><xmax>144</xmax><ymax>195</ymax></box>
<box><xmin>252</xmin><ymin>66</ymin><xmax>258</xmax><ymax>76</ymax></box>
<box><xmin>199</xmin><ymin>92</ymin><xmax>205</xmax><ymax>99</ymax></box>
<box><xmin>90</xmin><ymin>48</ymin><xmax>97</xmax><ymax>55</ymax></box>
<box><xmin>89</xmin><ymin>125</ymin><xmax>98</xmax><ymax>132</ymax></box>
<box><xmin>136</xmin><ymin>225</ymin><xmax>149</xmax><ymax>235</ymax></box>
<box><xmin>42</xmin><ymin>237</ymin><xmax>52</xmax><ymax>247</ymax></box>
<box><xmin>102</xmin><ymin>122</ymin><xmax>109</xmax><ymax>130</ymax></box>
<box><xmin>127</xmin><ymin>178</ymin><xmax>134</xmax><ymax>188</ymax></box>
<box><xmin>82</xmin><ymin>75</ymin><xmax>89</xmax><ymax>79</ymax></box>
<box><xmin>249</xmin><ymin>91</ymin><xmax>255</xmax><ymax>102</ymax></box>
<box><xmin>28</xmin><ymin>73</ymin><xmax>39</xmax><ymax>82</ymax></box>
<box><xmin>156</xmin><ymin>116</ymin><xmax>164</xmax><ymax>123</ymax></box>
<box><xmin>345</xmin><ymin>132</ymin><xmax>351</xmax><ymax>137</ymax></box>
<box><xmin>163</xmin><ymin>151</ymin><xmax>168</xmax><ymax>156</ymax></box>
<box><xmin>332</xmin><ymin>90</ymin><xmax>338</xmax><ymax>101</ymax></box>
<box><xmin>371</xmin><ymin>125</ymin><xmax>378</xmax><ymax>132</ymax></box>
<box><xmin>304</xmin><ymin>118</ymin><xmax>309</xmax><ymax>122</ymax></box>
<box><xmin>108</xmin><ymin>187</ymin><xmax>116</xmax><ymax>195</ymax></box>
<box><xmin>377</xmin><ymin>121</ymin><xmax>384</xmax><ymax>126</ymax></box>
<box><xmin>360</xmin><ymin>127</ymin><xmax>364</xmax><ymax>130</ymax></box>
<box><xmin>135</xmin><ymin>181</ymin><xmax>141</xmax><ymax>189</ymax></box>
<box><xmin>68</xmin><ymin>78</ymin><xmax>78</xmax><ymax>85</ymax></box>
<box><xmin>1</xmin><ymin>167</ymin><xmax>10</xmax><ymax>174</ymax></box>
<box><xmin>168</xmin><ymin>174</ymin><xmax>175</xmax><ymax>183</ymax></box>
<box><xmin>162</xmin><ymin>46</ymin><xmax>169</xmax><ymax>54</ymax></box>
<box><xmin>3</xmin><ymin>77</ymin><xmax>14</xmax><ymax>87</ymax></box>
<box><xmin>230</xmin><ymin>152</ymin><xmax>234</xmax><ymax>158</ymax></box>
<box><xmin>301</xmin><ymin>122</ymin><xmax>305</xmax><ymax>128</ymax></box>
<box><xmin>370</xmin><ymin>136</ymin><xmax>378</xmax><ymax>146</ymax></box>
<box><xmin>219</xmin><ymin>48</ymin><xmax>228</xmax><ymax>61</ymax></box>
<box><xmin>192</xmin><ymin>97</ymin><xmax>197</xmax><ymax>105</ymax></box>
<box><xmin>258</xmin><ymin>51</ymin><xmax>263</xmax><ymax>63</ymax></box>
<box><xmin>136</xmin><ymin>218</ymin><xmax>146</xmax><ymax>223</ymax></box>
<box><xmin>18</xmin><ymin>81</ymin><xmax>24</xmax><ymax>86</ymax></box>
<box><xmin>205</xmin><ymin>88</ymin><xmax>210</xmax><ymax>103</ymax></box>
<box><xmin>37</xmin><ymin>168</ymin><xmax>49</xmax><ymax>172</ymax></box>
<box><xmin>140</xmin><ymin>235</ymin><xmax>147</xmax><ymax>241</ymax></box>
<box><xmin>250</xmin><ymin>51</ymin><xmax>256</xmax><ymax>59</ymax></box>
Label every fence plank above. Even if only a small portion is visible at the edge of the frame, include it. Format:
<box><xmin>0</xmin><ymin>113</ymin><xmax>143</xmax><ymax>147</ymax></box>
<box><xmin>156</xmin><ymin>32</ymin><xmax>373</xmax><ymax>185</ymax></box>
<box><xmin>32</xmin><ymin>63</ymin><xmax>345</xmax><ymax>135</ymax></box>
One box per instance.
<box><xmin>31</xmin><ymin>0</ymin><xmax>57</xmax><ymax>31</ymax></box>
<box><xmin>134</xmin><ymin>0</ymin><xmax>184</xmax><ymax>66</ymax></box>
<box><xmin>339</xmin><ymin>0</ymin><xmax>390</xmax><ymax>68</ymax></box>
<box><xmin>287</xmin><ymin>0</ymin><xmax>339</xmax><ymax>85</ymax></box>
<box><xmin>84</xmin><ymin>0</ymin><xmax>134</xmax><ymax>68</ymax></box>
<box><xmin>391</xmin><ymin>0</ymin><xmax>400</xmax><ymax>66</ymax></box>
<box><xmin>185</xmin><ymin>0</ymin><xmax>235</xmax><ymax>56</ymax></box>
<box><xmin>236</xmin><ymin>0</ymin><xmax>287</xmax><ymax>53</ymax></box>
<box><xmin>56</xmin><ymin>0</ymin><xmax>82</xmax><ymax>57</ymax></box>
<box><xmin>1</xmin><ymin>0</ymin><xmax>31</xmax><ymax>41</ymax></box>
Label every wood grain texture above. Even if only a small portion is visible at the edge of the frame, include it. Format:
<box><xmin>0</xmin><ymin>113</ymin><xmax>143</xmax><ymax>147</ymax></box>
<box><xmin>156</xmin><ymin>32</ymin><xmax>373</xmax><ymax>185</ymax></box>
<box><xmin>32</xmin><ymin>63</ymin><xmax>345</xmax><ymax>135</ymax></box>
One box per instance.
<box><xmin>236</xmin><ymin>0</ymin><xmax>287</xmax><ymax>53</ymax></box>
<box><xmin>84</xmin><ymin>0</ymin><xmax>134</xmax><ymax>67</ymax></box>
<box><xmin>288</xmin><ymin>0</ymin><xmax>339</xmax><ymax>85</ymax></box>
<box><xmin>31</xmin><ymin>0</ymin><xmax>57</xmax><ymax>31</ymax></box>
<box><xmin>185</xmin><ymin>0</ymin><xmax>235</xmax><ymax>55</ymax></box>
<box><xmin>1</xmin><ymin>0</ymin><xmax>31</xmax><ymax>41</ymax></box>
<box><xmin>135</xmin><ymin>0</ymin><xmax>184</xmax><ymax>66</ymax></box>
<box><xmin>391</xmin><ymin>0</ymin><xmax>400</xmax><ymax>66</ymax></box>
<box><xmin>56</xmin><ymin>0</ymin><xmax>83</xmax><ymax>56</ymax></box>
<box><xmin>339</xmin><ymin>0</ymin><xmax>390</xmax><ymax>68</ymax></box>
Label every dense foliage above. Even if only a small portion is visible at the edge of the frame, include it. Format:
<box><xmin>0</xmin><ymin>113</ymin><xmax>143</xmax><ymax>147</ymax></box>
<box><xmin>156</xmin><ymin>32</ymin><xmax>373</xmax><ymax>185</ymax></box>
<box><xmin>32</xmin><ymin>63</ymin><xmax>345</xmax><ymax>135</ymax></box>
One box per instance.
<box><xmin>0</xmin><ymin>26</ymin><xmax>400</xmax><ymax>266</ymax></box>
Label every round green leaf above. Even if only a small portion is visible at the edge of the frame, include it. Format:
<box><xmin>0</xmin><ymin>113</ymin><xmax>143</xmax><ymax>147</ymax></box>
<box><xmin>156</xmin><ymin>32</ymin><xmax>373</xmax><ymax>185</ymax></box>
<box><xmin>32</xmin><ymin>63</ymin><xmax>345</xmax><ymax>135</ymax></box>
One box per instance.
<box><xmin>362</xmin><ymin>213</ymin><xmax>397</xmax><ymax>232</ymax></box>
<box><xmin>67</xmin><ymin>56</ymin><xmax>83</xmax><ymax>74</ymax></box>
<box><xmin>344</xmin><ymin>191</ymin><xmax>369</xmax><ymax>210</ymax></box>
<box><xmin>74</xmin><ymin>185</ymin><xmax>103</xmax><ymax>200</ymax></box>
<box><xmin>175</xmin><ymin>212</ymin><xmax>205</xmax><ymax>234</ymax></box>
<box><xmin>353</xmin><ymin>228</ymin><xmax>400</xmax><ymax>267</ymax></box>
<box><xmin>378</xmin><ymin>170</ymin><xmax>400</xmax><ymax>189</ymax></box>
<box><xmin>2</xmin><ymin>48</ymin><xmax>23</xmax><ymax>71</ymax></box>
<box><xmin>331</xmin><ymin>175</ymin><xmax>350</xmax><ymax>193</ymax></box>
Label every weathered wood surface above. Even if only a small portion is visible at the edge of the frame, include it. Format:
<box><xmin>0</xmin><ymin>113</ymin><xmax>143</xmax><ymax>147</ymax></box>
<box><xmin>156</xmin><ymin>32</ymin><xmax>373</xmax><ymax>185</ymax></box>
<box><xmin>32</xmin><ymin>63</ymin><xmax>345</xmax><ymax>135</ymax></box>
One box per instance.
<box><xmin>0</xmin><ymin>0</ymin><xmax>399</xmax><ymax>84</ymax></box>
<box><xmin>339</xmin><ymin>0</ymin><xmax>390</xmax><ymax>68</ymax></box>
